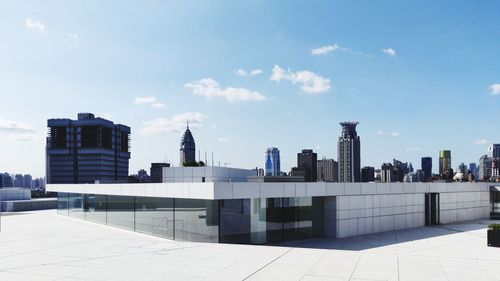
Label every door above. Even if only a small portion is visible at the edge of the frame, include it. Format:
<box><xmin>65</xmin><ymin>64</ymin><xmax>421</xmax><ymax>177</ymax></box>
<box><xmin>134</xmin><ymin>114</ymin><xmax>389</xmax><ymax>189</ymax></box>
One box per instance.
<box><xmin>425</xmin><ymin>193</ymin><xmax>440</xmax><ymax>226</ymax></box>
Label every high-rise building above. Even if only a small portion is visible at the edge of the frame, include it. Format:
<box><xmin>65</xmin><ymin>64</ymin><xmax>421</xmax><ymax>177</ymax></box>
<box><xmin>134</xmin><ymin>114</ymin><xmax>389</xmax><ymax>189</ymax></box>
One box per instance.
<box><xmin>22</xmin><ymin>174</ymin><xmax>33</xmax><ymax>189</ymax></box>
<box><xmin>14</xmin><ymin>174</ymin><xmax>23</xmax><ymax>187</ymax></box>
<box><xmin>393</xmin><ymin>159</ymin><xmax>408</xmax><ymax>182</ymax></box>
<box><xmin>439</xmin><ymin>150</ymin><xmax>452</xmax><ymax>179</ymax></box>
<box><xmin>421</xmin><ymin>157</ymin><xmax>432</xmax><ymax>182</ymax></box>
<box><xmin>469</xmin><ymin>163</ymin><xmax>479</xmax><ymax>181</ymax></box>
<box><xmin>479</xmin><ymin>155</ymin><xmax>492</xmax><ymax>181</ymax></box>
<box><xmin>0</xmin><ymin>173</ymin><xmax>13</xmax><ymax>187</ymax></box>
<box><xmin>265</xmin><ymin>147</ymin><xmax>280</xmax><ymax>176</ymax></box>
<box><xmin>361</xmin><ymin>166</ymin><xmax>375</xmax><ymax>182</ymax></box>
<box><xmin>488</xmin><ymin>143</ymin><xmax>500</xmax><ymax>158</ymax></box>
<box><xmin>295</xmin><ymin>149</ymin><xmax>317</xmax><ymax>182</ymax></box>
<box><xmin>380</xmin><ymin>163</ymin><xmax>399</xmax><ymax>182</ymax></box>
<box><xmin>150</xmin><ymin>163</ymin><xmax>170</xmax><ymax>183</ymax></box>
<box><xmin>338</xmin><ymin>122</ymin><xmax>360</xmax><ymax>182</ymax></box>
<box><xmin>46</xmin><ymin>113</ymin><xmax>131</xmax><ymax>184</ymax></box>
<box><xmin>180</xmin><ymin>123</ymin><xmax>196</xmax><ymax>165</ymax></box>
<box><xmin>457</xmin><ymin>163</ymin><xmax>467</xmax><ymax>174</ymax></box>
<box><xmin>317</xmin><ymin>158</ymin><xmax>338</xmax><ymax>182</ymax></box>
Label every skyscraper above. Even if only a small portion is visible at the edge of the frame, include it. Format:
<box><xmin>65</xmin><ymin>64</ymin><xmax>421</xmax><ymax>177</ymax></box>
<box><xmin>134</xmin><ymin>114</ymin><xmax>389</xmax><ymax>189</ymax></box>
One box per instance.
<box><xmin>295</xmin><ymin>149</ymin><xmax>317</xmax><ymax>182</ymax></box>
<box><xmin>14</xmin><ymin>174</ymin><xmax>23</xmax><ymax>187</ymax></box>
<box><xmin>180</xmin><ymin>123</ymin><xmax>196</xmax><ymax>165</ymax></box>
<box><xmin>439</xmin><ymin>150</ymin><xmax>452</xmax><ymax>179</ymax></box>
<box><xmin>488</xmin><ymin>143</ymin><xmax>500</xmax><ymax>158</ymax></box>
<box><xmin>265</xmin><ymin>147</ymin><xmax>280</xmax><ymax>176</ymax></box>
<box><xmin>46</xmin><ymin>113</ymin><xmax>131</xmax><ymax>184</ymax></box>
<box><xmin>421</xmin><ymin>157</ymin><xmax>432</xmax><ymax>182</ymax></box>
<box><xmin>479</xmin><ymin>154</ymin><xmax>492</xmax><ymax>181</ymax></box>
<box><xmin>23</xmin><ymin>174</ymin><xmax>33</xmax><ymax>189</ymax></box>
<box><xmin>338</xmin><ymin>122</ymin><xmax>360</xmax><ymax>182</ymax></box>
<box><xmin>317</xmin><ymin>158</ymin><xmax>338</xmax><ymax>182</ymax></box>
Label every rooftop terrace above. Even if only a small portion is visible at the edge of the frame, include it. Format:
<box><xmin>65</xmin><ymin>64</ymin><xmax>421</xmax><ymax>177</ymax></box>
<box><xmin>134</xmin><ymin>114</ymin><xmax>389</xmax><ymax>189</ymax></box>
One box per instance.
<box><xmin>0</xmin><ymin>210</ymin><xmax>500</xmax><ymax>280</ymax></box>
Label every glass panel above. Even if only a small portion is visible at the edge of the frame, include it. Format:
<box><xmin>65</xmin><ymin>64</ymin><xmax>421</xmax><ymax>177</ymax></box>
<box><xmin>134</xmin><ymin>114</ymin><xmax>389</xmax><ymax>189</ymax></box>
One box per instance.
<box><xmin>219</xmin><ymin>199</ymin><xmax>251</xmax><ymax>244</ymax></box>
<box><xmin>135</xmin><ymin>197</ymin><xmax>174</xmax><ymax>239</ymax></box>
<box><xmin>57</xmin><ymin>192</ymin><xmax>68</xmax><ymax>215</ymax></box>
<box><xmin>250</xmin><ymin>198</ymin><xmax>267</xmax><ymax>244</ymax></box>
<box><xmin>68</xmin><ymin>193</ymin><xmax>84</xmax><ymax>219</ymax></box>
<box><xmin>84</xmin><ymin>194</ymin><xmax>107</xmax><ymax>224</ymax></box>
<box><xmin>266</xmin><ymin>198</ymin><xmax>284</xmax><ymax>243</ymax></box>
<box><xmin>107</xmin><ymin>195</ymin><xmax>134</xmax><ymax>230</ymax></box>
<box><xmin>283</xmin><ymin>197</ymin><xmax>324</xmax><ymax>241</ymax></box>
<box><xmin>174</xmin><ymin>199</ymin><xmax>219</xmax><ymax>242</ymax></box>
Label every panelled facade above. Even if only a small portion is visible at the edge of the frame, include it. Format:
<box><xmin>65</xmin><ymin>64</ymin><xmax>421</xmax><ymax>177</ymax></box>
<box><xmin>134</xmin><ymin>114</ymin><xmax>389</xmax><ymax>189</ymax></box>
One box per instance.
<box><xmin>46</xmin><ymin>113</ymin><xmax>130</xmax><ymax>184</ymax></box>
<box><xmin>49</xmin><ymin>182</ymin><xmax>495</xmax><ymax>244</ymax></box>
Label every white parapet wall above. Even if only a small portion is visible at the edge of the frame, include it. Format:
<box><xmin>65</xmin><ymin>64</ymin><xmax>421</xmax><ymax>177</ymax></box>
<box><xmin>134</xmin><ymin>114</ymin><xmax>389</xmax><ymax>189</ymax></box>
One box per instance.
<box><xmin>333</xmin><ymin>182</ymin><xmax>490</xmax><ymax>238</ymax></box>
<box><xmin>47</xmin><ymin>182</ymin><xmax>492</xmax><ymax>240</ymax></box>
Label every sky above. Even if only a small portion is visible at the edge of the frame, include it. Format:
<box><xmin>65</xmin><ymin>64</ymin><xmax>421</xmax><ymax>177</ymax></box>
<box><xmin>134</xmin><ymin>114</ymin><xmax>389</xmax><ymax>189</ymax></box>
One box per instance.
<box><xmin>0</xmin><ymin>0</ymin><xmax>499</xmax><ymax>178</ymax></box>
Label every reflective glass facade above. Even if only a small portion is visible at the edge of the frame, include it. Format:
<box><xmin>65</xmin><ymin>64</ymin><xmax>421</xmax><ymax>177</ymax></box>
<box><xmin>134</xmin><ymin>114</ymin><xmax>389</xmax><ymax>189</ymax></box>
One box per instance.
<box><xmin>57</xmin><ymin>193</ymin><xmax>325</xmax><ymax>244</ymax></box>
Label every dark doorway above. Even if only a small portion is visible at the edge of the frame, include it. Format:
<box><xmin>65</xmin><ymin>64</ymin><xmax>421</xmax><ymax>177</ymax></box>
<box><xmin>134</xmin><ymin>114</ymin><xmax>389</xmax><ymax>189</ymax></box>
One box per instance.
<box><xmin>425</xmin><ymin>193</ymin><xmax>440</xmax><ymax>226</ymax></box>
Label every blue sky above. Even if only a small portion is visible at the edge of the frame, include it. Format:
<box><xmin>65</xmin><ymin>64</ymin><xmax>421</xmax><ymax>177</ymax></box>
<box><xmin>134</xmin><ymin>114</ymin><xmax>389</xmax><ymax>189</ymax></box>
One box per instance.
<box><xmin>0</xmin><ymin>0</ymin><xmax>499</xmax><ymax>177</ymax></box>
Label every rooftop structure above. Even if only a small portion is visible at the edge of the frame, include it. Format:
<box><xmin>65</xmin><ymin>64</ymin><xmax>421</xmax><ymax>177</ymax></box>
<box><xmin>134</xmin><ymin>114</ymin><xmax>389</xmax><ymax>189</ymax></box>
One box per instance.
<box><xmin>46</xmin><ymin>113</ymin><xmax>131</xmax><ymax>184</ymax></box>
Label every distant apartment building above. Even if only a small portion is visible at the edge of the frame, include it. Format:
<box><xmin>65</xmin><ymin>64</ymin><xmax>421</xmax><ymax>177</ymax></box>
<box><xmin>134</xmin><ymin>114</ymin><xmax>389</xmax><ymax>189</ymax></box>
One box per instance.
<box><xmin>46</xmin><ymin>113</ymin><xmax>131</xmax><ymax>184</ymax></box>
<box><xmin>361</xmin><ymin>166</ymin><xmax>375</xmax><ymax>182</ymax></box>
<box><xmin>317</xmin><ymin>158</ymin><xmax>338</xmax><ymax>182</ymax></box>
<box><xmin>150</xmin><ymin>163</ymin><xmax>171</xmax><ymax>183</ymax></box>
<box><xmin>479</xmin><ymin>155</ymin><xmax>493</xmax><ymax>181</ymax></box>
<box><xmin>14</xmin><ymin>174</ymin><xmax>23</xmax><ymax>187</ymax></box>
<box><xmin>421</xmin><ymin>157</ymin><xmax>432</xmax><ymax>182</ymax></box>
<box><xmin>439</xmin><ymin>150</ymin><xmax>452</xmax><ymax>180</ymax></box>
<box><xmin>292</xmin><ymin>149</ymin><xmax>317</xmax><ymax>182</ymax></box>
<box><xmin>265</xmin><ymin>147</ymin><xmax>280</xmax><ymax>176</ymax></box>
<box><xmin>338</xmin><ymin>122</ymin><xmax>360</xmax><ymax>182</ymax></box>
<box><xmin>22</xmin><ymin>174</ymin><xmax>33</xmax><ymax>189</ymax></box>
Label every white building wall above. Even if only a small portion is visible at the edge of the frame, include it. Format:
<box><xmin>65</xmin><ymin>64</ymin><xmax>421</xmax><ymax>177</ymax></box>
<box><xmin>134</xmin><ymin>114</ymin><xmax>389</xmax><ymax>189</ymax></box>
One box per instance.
<box><xmin>163</xmin><ymin>167</ymin><xmax>255</xmax><ymax>183</ymax></box>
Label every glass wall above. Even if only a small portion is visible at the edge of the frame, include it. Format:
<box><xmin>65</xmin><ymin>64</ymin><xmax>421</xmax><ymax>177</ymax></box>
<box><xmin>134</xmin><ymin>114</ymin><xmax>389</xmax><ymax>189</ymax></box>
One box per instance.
<box><xmin>68</xmin><ymin>193</ymin><xmax>84</xmax><ymax>219</ymax></box>
<box><xmin>219</xmin><ymin>199</ymin><xmax>251</xmax><ymax>244</ymax></box>
<box><xmin>57</xmin><ymin>192</ymin><xmax>68</xmax><ymax>215</ymax></box>
<box><xmin>107</xmin><ymin>195</ymin><xmax>135</xmax><ymax>231</ymax></box>
<box><xmin>174</xmin><ymin>199</ymin><xmax>219</xmax><ymax>242</ymax></box>
<box><xmin>220</xmin><ymin>197</ymin><xmax>324</xmax><ymax>244</ymax></box>
<box><xmin>84</xmin><ymin>194</ymin><xmax>107</xmax><ymax>224</ymax></box>
<box><xmin>57</xmin><ymin>193</ymin><xmax>325</xmax><ymax>244</ymax></box>
<box><xmin>135</xmin><ymin>197</ymin><xmax>174</xmax><ymax>239</ymax></box>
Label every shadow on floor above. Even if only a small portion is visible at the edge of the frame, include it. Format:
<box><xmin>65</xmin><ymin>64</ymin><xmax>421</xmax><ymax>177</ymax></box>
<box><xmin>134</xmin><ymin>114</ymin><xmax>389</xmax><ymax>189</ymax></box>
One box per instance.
<box><xmin>276</xmin><ymin>220</ymin><xmax>492</xmax><ymax>251</ymax></box>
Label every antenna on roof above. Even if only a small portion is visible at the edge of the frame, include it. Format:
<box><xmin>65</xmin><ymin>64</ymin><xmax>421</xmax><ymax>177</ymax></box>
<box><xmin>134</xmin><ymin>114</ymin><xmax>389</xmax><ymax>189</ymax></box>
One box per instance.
<box><xmin>186</xmin><ymin>120</ymin><xmax>189</xmax><ymax>129</ymax></box>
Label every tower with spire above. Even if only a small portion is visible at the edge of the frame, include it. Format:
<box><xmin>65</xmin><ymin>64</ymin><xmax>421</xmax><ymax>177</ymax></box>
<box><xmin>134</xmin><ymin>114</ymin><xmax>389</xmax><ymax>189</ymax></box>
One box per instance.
<box><xmin>180</xmin><ymin>122</ymin><xmax>196</xmax><ymax>165</ymax></box>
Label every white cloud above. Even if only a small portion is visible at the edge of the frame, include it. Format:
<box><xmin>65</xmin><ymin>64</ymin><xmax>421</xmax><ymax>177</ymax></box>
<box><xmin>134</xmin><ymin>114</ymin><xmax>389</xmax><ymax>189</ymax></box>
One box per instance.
<box><xmin>235</xmin><ymin>68</ymin><xmax>262</xmax><ymax>76</ymax></box>
<box><xmin>134</xmin><ymin>96</ymin><xmax>157</xmax><ymax>104</ymax></box>
<box><xmin>151</xmin><ymin>102</ymin><xmax>167</xmax><ymax>109</ymax></box>
<box><xmin>250</xmin><ymin>69</ymin><xmax>263</xmax><ymax>76</ymax></box>
<box><xmin>185</xmin><ymin>78</ymin><xmax>266</xmax><ymax>102</ymax></box>
<box><xmin>391</xmin><ymin>131</ymin><xmax>400</xmax><ymax>137</ymax></box>
<box><xmin>311</xmin><ymin>44</ymin><xmax>343</xmax><ymax>55</ymax></box>
<box><xmin>8</xmin><ymin>133</ymin><xmax>40</xmax><ymax>142</ymax></box>
<box><xmin>474</xmin><ymin>139</ymin><xmax>489</xmax><ymax>145</ymax></box>
<box><xmin>235</xmin><ymin>69</ymin><xmax>247</xmax><ymax>76</ymax></box>
<box><xmin>67</xmin><ymin>32</ymin><xmax>78</xmax><ymax>40</ymax></box>
<box><xmin>218</xmin><ymin>137</ymin><xmax>231</xmax><ymax>143</ymax></box>
<box><xmin>405</xmin><ymin>147</ymin><xmax>421</xmax><ymax>152</ymax></box>
<box><xmin>0</xmin><ymin>118</ymin><xmax>35</xmax><ymax>133</ymax></box>
<box><xmin>489</xmin><ymin>84</ymin><xmax>500</xmax><ymax>96</ymax></box>
<box><xmin>25</xmin><ymin>17</ymin><xmax>45</xmax><ymax>31</ymax></box>
<box><xmin>270</xmin><ymin>65</ymin><xmax>331</xmax><ymax>94</ymax></box>
<box><xmin>376</xmin><ymin>130</ymin><xmax>384</xmax><ymax>135</ymax></box>
<box><xmin>141</xmin><ymin>112</ymin><xmax>208</xmax><ymax>135</ymax></box>
<box><xmin>382</xmin><ymin>48</ymin><xmax>396</xmax><ymax>57</ymax></box>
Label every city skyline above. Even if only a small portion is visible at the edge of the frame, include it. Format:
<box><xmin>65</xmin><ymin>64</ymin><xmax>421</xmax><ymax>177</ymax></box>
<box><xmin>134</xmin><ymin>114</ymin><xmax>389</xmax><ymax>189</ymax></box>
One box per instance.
<box><xmin>1</xmin><ymin>1</ymin><xmax>500</xmax><ymax>177</ymax></box>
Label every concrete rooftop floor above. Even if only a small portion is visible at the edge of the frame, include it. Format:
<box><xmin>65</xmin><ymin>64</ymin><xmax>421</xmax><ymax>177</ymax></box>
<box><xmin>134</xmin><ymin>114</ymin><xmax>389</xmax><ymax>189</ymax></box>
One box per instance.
<box><xmin>0</xmin><ymin>211</ymin><xmax>499</xmax><ymax>281</ymax></box>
